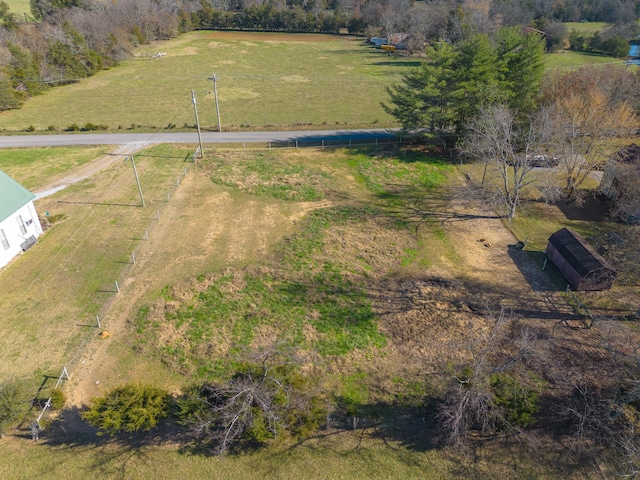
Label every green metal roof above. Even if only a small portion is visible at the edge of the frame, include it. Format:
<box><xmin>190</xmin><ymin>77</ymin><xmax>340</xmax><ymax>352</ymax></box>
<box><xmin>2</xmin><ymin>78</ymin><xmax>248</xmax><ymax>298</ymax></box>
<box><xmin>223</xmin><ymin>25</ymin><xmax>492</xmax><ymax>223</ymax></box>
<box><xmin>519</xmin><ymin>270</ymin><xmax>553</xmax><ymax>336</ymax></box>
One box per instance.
<box><xmin>0</xmin><ymin>170</ymin><xmax>35</xmax><ymax>223</ymax></box>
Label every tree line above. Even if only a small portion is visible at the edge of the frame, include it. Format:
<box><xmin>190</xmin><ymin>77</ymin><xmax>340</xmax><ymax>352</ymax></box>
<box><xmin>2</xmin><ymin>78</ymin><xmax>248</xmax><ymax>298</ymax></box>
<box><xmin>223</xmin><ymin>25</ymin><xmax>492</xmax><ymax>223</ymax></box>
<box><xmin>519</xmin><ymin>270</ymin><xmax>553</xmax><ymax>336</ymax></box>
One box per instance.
<box><xmin>1</xmin><ymin>0</ymin><xmax>638</xmax><ymax>111</ymax></box>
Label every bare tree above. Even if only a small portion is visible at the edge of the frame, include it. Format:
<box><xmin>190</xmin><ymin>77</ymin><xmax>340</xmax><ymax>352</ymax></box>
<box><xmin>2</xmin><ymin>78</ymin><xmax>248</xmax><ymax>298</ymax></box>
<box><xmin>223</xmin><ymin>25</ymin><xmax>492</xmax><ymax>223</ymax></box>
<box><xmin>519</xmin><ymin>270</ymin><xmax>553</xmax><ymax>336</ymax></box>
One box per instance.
<box><xmin>439</xmin><ymin>308</ymin><xmax>538</xmax><ymax>448</ymax></box>
<box><xmin>178</xmin><ymin>352</ymin><xmax>324</xmax><ymax>454</ymax></box>
<box><xmin>541</xmin><ymin>82</ymin><xmax>639</xmax><ymax>202</ymax></box>
<box><xmin>463</xmin><ymin>105</ymin><xmax>541</xmax><ymax>219</ymax></box>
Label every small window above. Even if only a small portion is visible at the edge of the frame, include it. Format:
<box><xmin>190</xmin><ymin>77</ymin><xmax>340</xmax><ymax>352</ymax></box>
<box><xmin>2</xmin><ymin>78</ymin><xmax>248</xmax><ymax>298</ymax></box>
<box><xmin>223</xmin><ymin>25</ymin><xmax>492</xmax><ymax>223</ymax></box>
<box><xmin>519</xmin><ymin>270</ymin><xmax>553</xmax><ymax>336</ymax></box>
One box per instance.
<box><xmin>17</xmin><ymin>215</ymin><xmax>27</xmax><ymax>235</ymax></box>
<box><xmin>0</xmin><ymin>229</ymin><xmax>9</xmax><ymax>251</ymax></box>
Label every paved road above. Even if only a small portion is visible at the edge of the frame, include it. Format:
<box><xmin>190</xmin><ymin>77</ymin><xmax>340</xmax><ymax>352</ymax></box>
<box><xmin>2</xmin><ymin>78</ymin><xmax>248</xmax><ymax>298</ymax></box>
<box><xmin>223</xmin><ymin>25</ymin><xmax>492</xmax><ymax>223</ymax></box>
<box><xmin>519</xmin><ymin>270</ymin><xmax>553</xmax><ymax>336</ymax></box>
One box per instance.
<box><xmin>0</xmin><ymin>129</ymin><xmax>399</xmax><ymax>148</ymax></box>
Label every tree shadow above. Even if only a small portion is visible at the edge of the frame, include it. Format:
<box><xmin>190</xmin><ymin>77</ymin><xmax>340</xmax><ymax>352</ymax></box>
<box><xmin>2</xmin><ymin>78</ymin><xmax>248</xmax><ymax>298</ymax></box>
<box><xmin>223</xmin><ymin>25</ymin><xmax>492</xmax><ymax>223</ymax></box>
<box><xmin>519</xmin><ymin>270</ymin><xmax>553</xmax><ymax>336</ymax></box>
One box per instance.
<box><xmin>369</xmin><ymin>61</ymin><xmax>422</xmax><ymax>67</ymax></box>
<box><xmin>58</xmin><ymin>200</ymin><xmax>140</xmax><ymax>208</ymax></box>
<box><xmin>555</xmin><ymin>195</ymin><xmax>609</xmax><ymax>222</ymax></box>
<box><xmin>41</xmin><ymin>406</ymin><xmax>194</xmax><ymax>450</ymax></box>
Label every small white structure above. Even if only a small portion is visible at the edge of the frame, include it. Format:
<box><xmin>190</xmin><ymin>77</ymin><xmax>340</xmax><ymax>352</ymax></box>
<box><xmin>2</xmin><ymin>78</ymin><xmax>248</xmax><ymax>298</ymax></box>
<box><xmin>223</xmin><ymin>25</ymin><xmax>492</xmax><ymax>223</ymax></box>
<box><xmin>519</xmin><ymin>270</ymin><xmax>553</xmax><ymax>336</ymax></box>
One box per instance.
<box><xmin>0</xmin><ymin>170</ymin><xmax>43</xmax><ymax>269</ymax></box>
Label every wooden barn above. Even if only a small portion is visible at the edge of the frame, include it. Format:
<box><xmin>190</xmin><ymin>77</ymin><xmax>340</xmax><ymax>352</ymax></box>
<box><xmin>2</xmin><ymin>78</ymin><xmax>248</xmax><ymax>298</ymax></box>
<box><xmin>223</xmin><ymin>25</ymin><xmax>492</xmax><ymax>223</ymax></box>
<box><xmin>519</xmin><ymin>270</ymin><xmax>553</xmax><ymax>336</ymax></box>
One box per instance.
<box><xmin>546</xmin><ymin>228</ymin><xmax>617</xmax><ymax>291</ymax></box>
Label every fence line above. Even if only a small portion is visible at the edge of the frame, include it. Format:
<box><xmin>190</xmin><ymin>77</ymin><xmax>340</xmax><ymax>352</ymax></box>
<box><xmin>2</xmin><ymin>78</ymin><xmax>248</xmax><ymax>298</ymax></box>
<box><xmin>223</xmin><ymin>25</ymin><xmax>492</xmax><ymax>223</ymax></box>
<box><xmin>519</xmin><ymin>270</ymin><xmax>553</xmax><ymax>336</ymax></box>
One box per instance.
<box><xmin>33</xmin><ymin>156</ymin><xmax>194</xmax><ymax>429</ymax></box>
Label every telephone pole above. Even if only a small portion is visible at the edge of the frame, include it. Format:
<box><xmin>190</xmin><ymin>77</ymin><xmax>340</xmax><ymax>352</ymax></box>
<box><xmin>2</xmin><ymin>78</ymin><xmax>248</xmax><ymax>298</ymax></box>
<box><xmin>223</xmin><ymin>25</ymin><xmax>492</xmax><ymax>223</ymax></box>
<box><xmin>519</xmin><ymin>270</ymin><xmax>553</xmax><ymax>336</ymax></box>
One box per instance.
<box><xmin>191</xmin><ymin>90</ymin><xmax>204</xmax><ymax>158</ymax></box>
<box><xmin>207</xmin><ymin>72</ymin><xmax>222</xmax><ymax>132</ymax></box>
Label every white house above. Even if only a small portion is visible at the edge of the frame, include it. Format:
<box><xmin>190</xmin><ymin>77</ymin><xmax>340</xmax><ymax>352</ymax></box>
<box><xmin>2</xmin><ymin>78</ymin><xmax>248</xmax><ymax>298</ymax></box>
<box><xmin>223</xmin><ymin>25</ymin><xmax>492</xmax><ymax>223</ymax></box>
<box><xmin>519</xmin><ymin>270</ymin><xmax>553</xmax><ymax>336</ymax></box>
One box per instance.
<box><xmin>0</xmin><ymin>170</ymin><xmax>43</xmax><ymax>269</ymax></box>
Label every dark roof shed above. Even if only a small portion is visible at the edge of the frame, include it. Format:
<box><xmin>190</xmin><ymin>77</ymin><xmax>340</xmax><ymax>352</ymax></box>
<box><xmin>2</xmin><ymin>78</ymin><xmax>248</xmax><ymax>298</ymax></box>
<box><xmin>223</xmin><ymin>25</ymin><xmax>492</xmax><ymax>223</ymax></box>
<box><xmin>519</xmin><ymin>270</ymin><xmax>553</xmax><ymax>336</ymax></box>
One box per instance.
<box><xmin>546</xmin><ymin>228</ymin><xmax>616</xmax><ymax>291</ymax></box>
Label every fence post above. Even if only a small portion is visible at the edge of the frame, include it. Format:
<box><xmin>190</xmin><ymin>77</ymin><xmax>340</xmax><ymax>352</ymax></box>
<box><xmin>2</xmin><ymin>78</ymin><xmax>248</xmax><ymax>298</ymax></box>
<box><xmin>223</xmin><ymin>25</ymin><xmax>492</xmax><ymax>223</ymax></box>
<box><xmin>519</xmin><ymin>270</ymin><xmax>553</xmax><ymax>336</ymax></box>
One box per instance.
<box><xmin>96</xmin><ymin>315</ymin><xmax>101</xmax><ymax>328</ymax></box>
<box><xmin>115</xmin><ymin>280</ymin><xmax>119</xmax><ymax>293</ymax></box>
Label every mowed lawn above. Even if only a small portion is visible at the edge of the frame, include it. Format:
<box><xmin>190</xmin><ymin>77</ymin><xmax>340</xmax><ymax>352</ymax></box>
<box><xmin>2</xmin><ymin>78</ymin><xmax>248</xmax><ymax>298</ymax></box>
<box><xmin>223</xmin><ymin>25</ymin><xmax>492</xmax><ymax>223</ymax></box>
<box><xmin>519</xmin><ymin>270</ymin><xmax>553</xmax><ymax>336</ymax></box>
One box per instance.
<box><xmin>0</xmin><ymin>31</ymin><xmax>420</xmax><ymax>131</ymax></box>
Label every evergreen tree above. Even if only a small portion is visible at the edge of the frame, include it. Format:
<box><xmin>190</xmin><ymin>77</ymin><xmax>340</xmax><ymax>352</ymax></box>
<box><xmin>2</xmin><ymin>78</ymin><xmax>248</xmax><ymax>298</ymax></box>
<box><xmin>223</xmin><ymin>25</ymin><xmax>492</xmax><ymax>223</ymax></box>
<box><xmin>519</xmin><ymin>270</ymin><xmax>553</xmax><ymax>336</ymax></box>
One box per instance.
<box><xmin>384</xmin><ymin>28</ymin><xmax>546</xmax><ymax>146</ymax></box>
<box><xmin>496</xmin><ymin>27</ymin><xmax>546</xmax><ymax>115</ymax></box>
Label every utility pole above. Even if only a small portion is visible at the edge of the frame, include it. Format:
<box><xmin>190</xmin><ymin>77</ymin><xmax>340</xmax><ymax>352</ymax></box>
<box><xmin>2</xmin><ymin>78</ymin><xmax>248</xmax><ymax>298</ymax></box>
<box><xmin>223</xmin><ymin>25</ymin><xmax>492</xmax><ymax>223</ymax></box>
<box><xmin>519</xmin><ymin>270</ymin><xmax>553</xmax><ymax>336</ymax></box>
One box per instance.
<box><xmin>191</xmin><ymin>90</ymin><xmax>204</xmax><ymax>158</ymax></box>
<box><xmin>128</xmin><ymin>155</ymin><xmax>145</xmax><ymax>207</ymax></box>
<box><xmin>207</xmin><ymin>72</ymin><xmax>222</xmax><ymax>132</ymax></box>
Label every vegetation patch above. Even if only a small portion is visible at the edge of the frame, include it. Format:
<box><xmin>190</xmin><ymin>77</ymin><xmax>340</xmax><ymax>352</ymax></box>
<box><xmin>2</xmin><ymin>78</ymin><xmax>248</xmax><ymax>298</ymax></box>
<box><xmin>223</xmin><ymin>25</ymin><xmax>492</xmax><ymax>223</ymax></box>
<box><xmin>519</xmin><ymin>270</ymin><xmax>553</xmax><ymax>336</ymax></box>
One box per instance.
<box><xmin>357</xmin><ymin>151</ymin><xmax>448</xmax><ymax>194</ymax></box>
<box><xmin>136</xmin><ymin>207</ymin><xmax>393</xmax><ymax>377</ymax></box>
<box><xmin>209</xmin><ymin>151</ymin><xmax>330</xmax><ymax>201</ymax></box>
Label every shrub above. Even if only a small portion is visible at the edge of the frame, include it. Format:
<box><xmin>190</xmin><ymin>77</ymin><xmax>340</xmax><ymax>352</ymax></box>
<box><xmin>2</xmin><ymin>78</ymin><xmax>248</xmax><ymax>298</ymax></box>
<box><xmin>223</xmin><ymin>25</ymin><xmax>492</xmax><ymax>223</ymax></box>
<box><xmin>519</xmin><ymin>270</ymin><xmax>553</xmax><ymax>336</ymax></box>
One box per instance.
<box><xmin>49</xmin><ymin>388</ymin><xmax>66</xmax><ymax>410</ymax></box>
<box><xmin>490</xmin><ymin>373</ymin><xmax>540</xmax><ymax>429</ymax></box>
<box><xmin>66</xmin><ymin>123</ymin><xmax>80</xmax><ymax>131</ymax></box>
<box><xmin>0</xmin><ymin>380</ymin><xmax>30</xmax><ymax>435</ymax></box>
<box><xmin>26</xmin><ymin>125</ymin><xmax>35</xmax><ymax>132</ymax></box>
<box><xmin>82</xmin><ymin>384</ymin><xmax>171</xmax><ymax>436</ymax></box>
<box><xmin>47</xmin><ymin>125</ymin><xmax>57</xmax><ymax>131</ymax></box>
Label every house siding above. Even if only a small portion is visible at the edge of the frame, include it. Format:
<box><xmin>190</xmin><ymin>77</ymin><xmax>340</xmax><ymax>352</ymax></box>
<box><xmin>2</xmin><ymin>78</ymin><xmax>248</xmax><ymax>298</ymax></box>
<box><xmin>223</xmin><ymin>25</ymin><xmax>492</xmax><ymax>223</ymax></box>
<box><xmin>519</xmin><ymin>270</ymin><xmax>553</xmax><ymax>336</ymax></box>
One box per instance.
<box><xmin>0</xmin><ymin>201</ymin><xmax>43</xmax><ymax>269</ymax></box>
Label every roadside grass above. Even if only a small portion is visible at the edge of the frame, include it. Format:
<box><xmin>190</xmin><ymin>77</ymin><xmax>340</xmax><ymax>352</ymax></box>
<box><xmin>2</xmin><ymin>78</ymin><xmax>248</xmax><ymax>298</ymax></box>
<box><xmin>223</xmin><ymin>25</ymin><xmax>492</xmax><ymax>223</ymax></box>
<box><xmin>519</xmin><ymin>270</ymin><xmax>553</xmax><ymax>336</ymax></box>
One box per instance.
<box><xmin>0</xmin><ymin>31</ymin><xmax>416</xmax><ymax>132</ymax></box>
<box><xmin>0</xmin><ymin>146</ymin><xmax>110</xmax><ymax>190</ymax></box>
<box><xmin>208</xmin><ymin>151</ymin><xmax>331</xmax><ymax>201</ymax></box>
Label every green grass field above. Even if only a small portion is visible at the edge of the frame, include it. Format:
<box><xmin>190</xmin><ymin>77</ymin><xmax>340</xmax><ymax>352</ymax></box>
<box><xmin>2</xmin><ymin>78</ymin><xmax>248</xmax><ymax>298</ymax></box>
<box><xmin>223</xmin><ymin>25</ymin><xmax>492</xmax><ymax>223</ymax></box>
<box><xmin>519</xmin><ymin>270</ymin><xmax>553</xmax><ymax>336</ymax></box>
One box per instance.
<box><xmin>4</xmin><ymin>0</ymin><xmax>31</xmax><ymax>17</ymax></box>
<box><xmin>545</xmin><ymin>49</ymin><xmax>624</xmax><ymax>69</ymax></box>
<box><xmin>0</xmin><ymin>31</ymin><xmax>419</xmax><ymax>132</ymax></box>
<box><xmin>564</xmin><ymin>22</ymin><xmax>609</xmax><ymax>34</ymax></box>
<box><xmin>0</xmin><ymin>29</ymin><xmax>625</xmax><ymax>132</ymax></box>
<box><xmin>0</xmin><ymin>146</ymin><xmax>109</xmax><ymax>189</ymax></box>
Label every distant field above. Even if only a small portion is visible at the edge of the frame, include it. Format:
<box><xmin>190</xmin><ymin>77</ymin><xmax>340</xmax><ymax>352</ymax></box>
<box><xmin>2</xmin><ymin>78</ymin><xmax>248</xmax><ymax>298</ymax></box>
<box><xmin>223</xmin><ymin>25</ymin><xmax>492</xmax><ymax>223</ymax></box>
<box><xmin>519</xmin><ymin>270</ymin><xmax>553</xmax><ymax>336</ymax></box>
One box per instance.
<box><xmin>545</xmin><ymin>49</ymin><xmax>624</xmax><ymax>69</ymax></box>
<box><xmin>4</xmin><ymin>0</ymin><xmax>30</xmax><ymax>17</ymax></box>
<box><xmin>0</xmin><ymin>31</ymin><xmax>419</xmax><ymax>132</ymax></box>
<box><xmin>564</xmin><ymin>22</ymin><xmax>608</xmax><ymax>33</ymax></box>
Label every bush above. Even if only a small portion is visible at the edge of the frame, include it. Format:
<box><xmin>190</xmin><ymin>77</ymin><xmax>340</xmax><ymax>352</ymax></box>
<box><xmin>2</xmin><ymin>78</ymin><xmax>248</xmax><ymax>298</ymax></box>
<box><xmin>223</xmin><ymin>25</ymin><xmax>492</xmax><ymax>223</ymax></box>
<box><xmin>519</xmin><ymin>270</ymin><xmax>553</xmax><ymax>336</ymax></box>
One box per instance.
<box><xmin>66</xmin><ymin>123</ymin><xmax>80</xmax><ymax>131</ymax></box>
<box><xmin>49</xmin><ymin>388</ymin><xmax>66</xmax><ymax>410</ymax></box>
<box><xmin>47</xmin><ymin>125</ymin><xmax>57</xmax><ymax>131</ymax></box>
<box><xmin>82</xmin><ymin>384</ymin><xmax>171</xmax><ymax>436</ymax></box>
<box><xmin>26</xmin><ymin>125</ymin><xmax>35</xmax><ymax>132</ymax></box>
<box><xmin>0</xmin><ymin>380</ymin><xmax>31</xmax><ymax>435</ymax></box>
<box><xmin>490</xmin><ymin>373</ymin><xmax>540</xmax><ymax>429</ymax></box>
